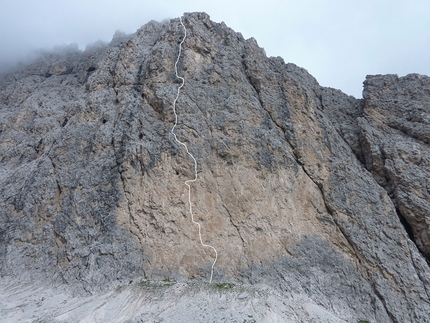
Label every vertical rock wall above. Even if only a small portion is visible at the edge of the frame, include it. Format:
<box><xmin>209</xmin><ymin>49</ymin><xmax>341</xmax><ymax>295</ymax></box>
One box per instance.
<box><xmin>0</xmin><ymin>11</ymin><xmax>429</xmax><ymax>322</ymax></box>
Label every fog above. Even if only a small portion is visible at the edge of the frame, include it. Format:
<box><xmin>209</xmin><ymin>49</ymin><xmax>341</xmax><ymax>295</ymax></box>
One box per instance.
<box><xmin>1</xmin><ymin>0</ymin><xmax>429</xmax><ymax>97</ymax></box>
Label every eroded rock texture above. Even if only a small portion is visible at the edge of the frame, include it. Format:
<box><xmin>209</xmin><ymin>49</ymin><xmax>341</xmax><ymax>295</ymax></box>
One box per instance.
<box><xmin>0</xmin><ymin>12</ymin><xmax>429</xmax><ymax>322</ymax></box>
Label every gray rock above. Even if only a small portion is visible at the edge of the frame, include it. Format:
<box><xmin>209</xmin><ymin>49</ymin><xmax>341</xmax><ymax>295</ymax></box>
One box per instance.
<box><xmin>0</xmin><ymin>11</ymin><xmax>429</xmax><ymax>322</ymax></box>
<box><xmin>359</xmin><ymin>74</ymin><xmax>430</xmax><ymax>262</ymax></box>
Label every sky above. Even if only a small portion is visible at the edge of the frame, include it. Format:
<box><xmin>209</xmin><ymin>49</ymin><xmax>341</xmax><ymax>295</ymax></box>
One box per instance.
<box><xmin>1</xmin><ymin>0</ymin><xmax>429</xmax><ymax>98</ymax></box>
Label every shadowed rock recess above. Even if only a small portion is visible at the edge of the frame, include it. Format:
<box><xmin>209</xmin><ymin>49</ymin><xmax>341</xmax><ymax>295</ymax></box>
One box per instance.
<box><xmin>1</xmin><ymin>12</ymin><xmax>429</xmax><ymax>323</ymax></box>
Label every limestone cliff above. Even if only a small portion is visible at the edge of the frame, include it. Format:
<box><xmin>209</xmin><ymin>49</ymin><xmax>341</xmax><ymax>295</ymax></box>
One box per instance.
<box><xmin>0</xmin><ymin>12</ymin><xmax>429</xmax><ymax>323</ymax></box>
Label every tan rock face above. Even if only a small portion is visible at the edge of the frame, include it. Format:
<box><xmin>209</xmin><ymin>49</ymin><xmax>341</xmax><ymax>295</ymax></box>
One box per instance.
<box><xmin>107</xmin><ymin>15</ymin><xmax>352</xmax><ymax>281</ymax></box>
<box><xmin>1</xmin><ymin>11</ymin><xmax>430</xmax><ymax>322</ymax></box>
<box><xmin>123</xmin><ymin>151</ymin><xmax>340</xmax><ymax>279</ymax></box>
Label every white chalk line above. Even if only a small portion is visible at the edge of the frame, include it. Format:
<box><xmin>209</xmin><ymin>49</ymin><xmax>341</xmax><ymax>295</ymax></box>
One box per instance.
<box><xmin>171</xmin><ymin>16</ymin><xmax>218</xmax><ymax>283</ymax></box>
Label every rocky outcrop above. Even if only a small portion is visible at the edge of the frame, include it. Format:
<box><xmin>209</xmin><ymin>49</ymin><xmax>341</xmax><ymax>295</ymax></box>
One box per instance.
<box><xmin>360</xmin><ymin>74</ymin><xmax>430</xmax><ymax>260</ymax></box>
<box><xmin>0</xmin><ymin>12</ymin><xmax>429</xmax><ymax>322</ymax></box>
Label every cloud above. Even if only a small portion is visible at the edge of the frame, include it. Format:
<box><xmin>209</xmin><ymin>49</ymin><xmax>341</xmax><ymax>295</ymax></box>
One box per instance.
<box><xmin>1</xmin><ymin>0</ymin><xmax>429</xmax><ymax>97</ymax></box>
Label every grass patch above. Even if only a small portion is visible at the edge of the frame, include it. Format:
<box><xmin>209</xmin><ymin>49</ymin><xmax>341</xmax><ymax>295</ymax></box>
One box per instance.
<box><xmin>212</xmin><ymin>282</ymin><xmax>235</xmax><ymax>290</ymax></box>
<box><xmin>115</xmin><ymin>285</ymin><xmax>125</xmax><ymax>292</ymax></box>
<box><xmin>138</xmin><ymin>279</ymin><xmax>176</xmax><ymax>288</ymax></box>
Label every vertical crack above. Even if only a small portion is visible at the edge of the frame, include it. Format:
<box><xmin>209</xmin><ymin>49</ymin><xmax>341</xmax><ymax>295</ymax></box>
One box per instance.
<box><xmin>111</xmin><ymin>136</ymin><xmax>141</xmax><ymax>246</ymax></box>
<box><xmin>222</xmin><ymin>204</ymin><xmax>245</xmax><ymax>248</ymax></box>
<box><xmin>296</xmin><ymin>158</ymin><xmax>397</xmax><ymax>322</ymax></box>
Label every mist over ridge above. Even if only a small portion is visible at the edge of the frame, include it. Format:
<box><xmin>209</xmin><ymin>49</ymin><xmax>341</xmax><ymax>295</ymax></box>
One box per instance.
<box><xmin>2</xmin><ymin>0</ymin><xmax>430</xmax><ymax>97</ymax></box>
<box><xmin>0</xmin><ymin>12</ymin><xmax>430</xmax><ymax>323</ymax></box>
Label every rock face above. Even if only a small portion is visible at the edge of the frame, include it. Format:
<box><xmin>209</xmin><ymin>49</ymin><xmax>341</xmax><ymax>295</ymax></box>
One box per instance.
<box><xmin>0</xmin><ymin>12</ymin><xmax>429</xmax><ymax>322</ymax></box>
<box><xmin>360</xmin><ymin>74</ymin><xmax>430</xmax><ymax>260</ymax></box>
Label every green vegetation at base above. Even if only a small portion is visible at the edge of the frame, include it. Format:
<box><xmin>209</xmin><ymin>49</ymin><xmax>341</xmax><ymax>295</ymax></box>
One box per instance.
<box><xmin>115</xmin><ymin>285</ymin><xmax>125</xmax><ymax>292</ymax></box>
<box><xmin>212</xmin><ymin>282</ymin><xmax>235</xmax><ymax>290</ymax></box>
<box><xmin>138</xmin><ymin>279</ymin><xmax>176</xmax><ymax>288</ymax></box>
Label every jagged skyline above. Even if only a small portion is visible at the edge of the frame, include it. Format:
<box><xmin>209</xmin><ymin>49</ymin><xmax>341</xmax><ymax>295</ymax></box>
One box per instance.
<box><xmin>1</xmin><ymin>0</ymin><xmax>429</xmax><ymax>97</ymax></box>
<box><xmin>1</xmin><ymin>12</ymin><xmax>429</xmax><ymax>321</ymax></box>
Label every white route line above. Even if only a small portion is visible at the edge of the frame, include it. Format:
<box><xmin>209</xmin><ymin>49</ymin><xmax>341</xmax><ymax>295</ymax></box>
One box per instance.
<box><xmin>170</xmin><ymin>16</ymin><xmax>218</xmax><ymax>284</ymax></box>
